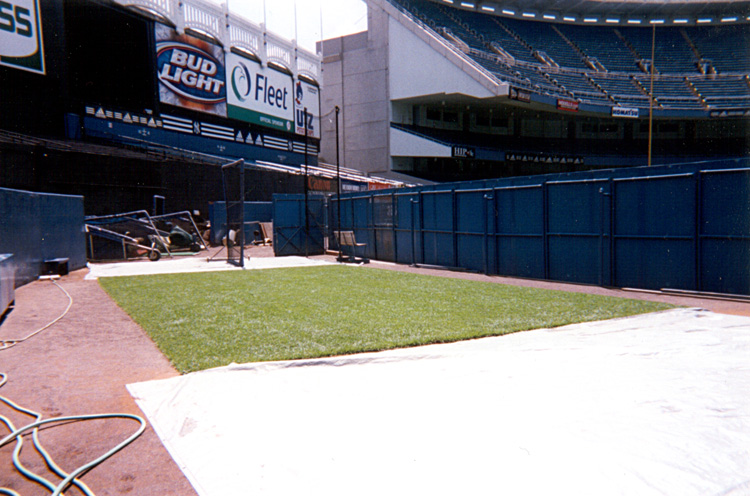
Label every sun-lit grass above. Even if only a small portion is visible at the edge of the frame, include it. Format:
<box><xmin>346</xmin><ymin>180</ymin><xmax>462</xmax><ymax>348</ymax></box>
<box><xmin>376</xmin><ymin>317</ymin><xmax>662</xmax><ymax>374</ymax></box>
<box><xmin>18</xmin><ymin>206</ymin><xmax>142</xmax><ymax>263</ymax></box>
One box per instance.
<box><xmin>99</xmin><ymin>265</ymin><xmax>674</xmax><ymax>373</ymax></box>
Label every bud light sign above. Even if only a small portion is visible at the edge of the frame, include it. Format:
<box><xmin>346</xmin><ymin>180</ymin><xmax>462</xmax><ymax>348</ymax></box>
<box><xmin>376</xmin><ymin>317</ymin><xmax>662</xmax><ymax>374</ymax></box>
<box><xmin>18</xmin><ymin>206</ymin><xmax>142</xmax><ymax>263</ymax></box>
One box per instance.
<box><xmin>155</xmin><ymin>25</ymin><xmax>226</xmax><ymax>117</ymax></box>
<box><xmin>0</xmin><ymin>0</ymin><xmax>45</xmax><ymax>74</ymax></box>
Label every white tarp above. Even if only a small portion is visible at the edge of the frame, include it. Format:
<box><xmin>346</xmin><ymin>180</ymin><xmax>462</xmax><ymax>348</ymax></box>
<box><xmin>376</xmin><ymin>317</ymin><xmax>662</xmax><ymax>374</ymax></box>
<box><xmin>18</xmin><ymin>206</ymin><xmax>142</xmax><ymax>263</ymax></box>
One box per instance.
<box><xmin>128</xmin><ymin>308</ymin><xmax>750</xmax><ymax>496</ymax></box>
<box><xmin>85</xmin><ymin>256</ymin><xmax>331</xmax><ymax>279</ymax></box>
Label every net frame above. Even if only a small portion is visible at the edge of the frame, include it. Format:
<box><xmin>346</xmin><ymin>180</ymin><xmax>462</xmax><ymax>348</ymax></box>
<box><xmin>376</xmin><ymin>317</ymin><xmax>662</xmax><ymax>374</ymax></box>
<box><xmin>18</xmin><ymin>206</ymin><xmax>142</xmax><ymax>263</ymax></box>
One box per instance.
<box><xmin>221</xmin><ymin>159</ymin><xmax>245</xmax><ymax>267</ymax></box>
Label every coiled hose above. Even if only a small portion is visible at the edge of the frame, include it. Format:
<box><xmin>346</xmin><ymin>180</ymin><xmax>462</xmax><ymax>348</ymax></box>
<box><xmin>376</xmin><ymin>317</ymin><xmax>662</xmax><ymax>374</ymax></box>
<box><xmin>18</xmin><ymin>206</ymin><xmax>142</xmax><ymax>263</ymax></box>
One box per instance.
<box><xmin>1</xmin><ymin>277</ymin><xmax>73</xmax><ymax>351</ymax></box>
<box><xmin>0</xmin><ymin>278</ymin><xmax>147</xmax><ymax>496</ymax></box>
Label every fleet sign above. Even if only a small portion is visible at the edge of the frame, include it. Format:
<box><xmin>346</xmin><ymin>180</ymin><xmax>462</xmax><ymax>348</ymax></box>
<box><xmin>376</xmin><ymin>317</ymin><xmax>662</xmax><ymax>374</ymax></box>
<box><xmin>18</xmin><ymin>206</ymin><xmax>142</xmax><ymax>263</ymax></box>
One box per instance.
<box><xmin>0</xmin><ymin>0</ymin><xmax>44</xmax><ymax>74</ymax></box>
<box><xmin>294</xmin><ymin>80</ymin><xmax>320</xmax><ymax>139</ymax></box>
<box><xmin>227</xmin><ymin>52</ymin><xmax>294</xmax><ymax>132</ymax></box>
<box><xmin>155</xmin><ymin>25</ymin><xmax>226</xmax><ymax>117</ymax></box>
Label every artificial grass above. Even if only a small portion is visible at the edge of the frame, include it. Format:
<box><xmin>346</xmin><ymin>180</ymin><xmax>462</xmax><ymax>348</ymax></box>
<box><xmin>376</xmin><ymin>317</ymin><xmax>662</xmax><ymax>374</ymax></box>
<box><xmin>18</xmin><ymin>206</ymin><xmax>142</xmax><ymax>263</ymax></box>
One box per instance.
<box><xmin>99</xmin><ymin>265</ymin><xmax>674</xmax><ymax>373</ymax></box>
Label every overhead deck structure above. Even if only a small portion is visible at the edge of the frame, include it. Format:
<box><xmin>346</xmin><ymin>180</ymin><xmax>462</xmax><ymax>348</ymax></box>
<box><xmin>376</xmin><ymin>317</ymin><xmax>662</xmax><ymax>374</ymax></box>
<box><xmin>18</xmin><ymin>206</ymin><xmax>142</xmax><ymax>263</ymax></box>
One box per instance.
<box><xmin>318</xmin><ymin>0</ymin><xmax>749</xmax><ymax>182</ymax></box>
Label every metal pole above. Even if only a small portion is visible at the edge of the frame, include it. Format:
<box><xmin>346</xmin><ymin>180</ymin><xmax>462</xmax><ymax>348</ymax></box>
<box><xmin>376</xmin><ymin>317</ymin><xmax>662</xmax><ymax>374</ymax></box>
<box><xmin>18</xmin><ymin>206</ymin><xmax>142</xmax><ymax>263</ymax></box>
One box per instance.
<box><xmin>152</xmin><ymin>195</ymin><xmax>165</xmax><ymax>216</ymax></box>
<box><xmin>410</xmin><ymin>198</ymin><xmax>419</xmax><ymax>267</ymax></box>
<box><xmin>483</xmin><ymin>193</ymin><xmax>493</xmax><ymax>275</ymax></box>
<box><xmin>335</xmin><ymin>105</ymin><xmax>343</xmax><ymax>262</ymax></box>
<box><xmin>648</xmin><ymin>24</ymin><xmax>656</xmax><ymax>167</ymax></box>
<box><xmin>304</xmin><ymin>107</ymin><xmax>309</xmax><ymax>257</ymax></box>
<box><xmin>239</xmin><ymin>159</ymin><xmax>245</xmax><ymax>265</ymax></box>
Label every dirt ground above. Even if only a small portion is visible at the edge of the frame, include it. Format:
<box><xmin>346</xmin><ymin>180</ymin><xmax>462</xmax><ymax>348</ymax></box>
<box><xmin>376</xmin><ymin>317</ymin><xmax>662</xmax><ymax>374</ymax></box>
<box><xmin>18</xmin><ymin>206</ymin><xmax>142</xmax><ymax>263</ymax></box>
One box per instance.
<box><xmin>1</xmin><ymin>244</ymin><xmax>748</xmax><ymax>496</ymax></box>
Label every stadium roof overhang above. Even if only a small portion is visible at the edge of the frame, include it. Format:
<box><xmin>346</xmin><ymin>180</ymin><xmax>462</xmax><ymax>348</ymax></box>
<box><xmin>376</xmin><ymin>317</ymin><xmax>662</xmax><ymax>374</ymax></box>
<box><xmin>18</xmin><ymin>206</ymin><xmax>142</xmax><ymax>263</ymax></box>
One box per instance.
<box><xmin>438</xmin><ymin>0</ymin><xmax>750</xmax><ymax>26</ymax></box>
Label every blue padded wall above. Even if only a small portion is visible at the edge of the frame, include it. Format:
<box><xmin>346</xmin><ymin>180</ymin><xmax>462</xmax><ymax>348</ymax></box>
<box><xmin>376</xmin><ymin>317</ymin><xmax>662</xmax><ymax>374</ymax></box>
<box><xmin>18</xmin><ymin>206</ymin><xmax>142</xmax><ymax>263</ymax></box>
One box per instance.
<box><xmin>0</xmin><ymin>188</ymin><xmax>86</xmax><ymax>286</ymax></box>
<box><xmin>275</xmin><ymin>160</ymin><xmax>750</xmax><ymax>295</ymax></box>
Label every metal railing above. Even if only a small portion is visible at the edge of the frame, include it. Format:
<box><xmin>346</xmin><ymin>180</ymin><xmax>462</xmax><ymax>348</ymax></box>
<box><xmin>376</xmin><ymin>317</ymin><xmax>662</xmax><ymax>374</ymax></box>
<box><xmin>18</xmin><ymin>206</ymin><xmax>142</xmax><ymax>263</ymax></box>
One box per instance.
<box><xmin>114</xmin><ymin>0</ymin><xmax>321</xmax><ymax>80</ymax></box>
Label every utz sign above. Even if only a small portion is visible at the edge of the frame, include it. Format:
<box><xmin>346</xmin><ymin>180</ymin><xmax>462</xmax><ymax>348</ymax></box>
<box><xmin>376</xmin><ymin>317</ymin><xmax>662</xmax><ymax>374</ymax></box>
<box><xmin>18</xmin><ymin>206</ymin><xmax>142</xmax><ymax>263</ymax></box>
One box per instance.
<box><xmin>0</xmin><ymin>0</ymin><xmax>45</xmax><ymax>74</ymax></box>
<box><xmin>294</xmin><ymin>80</ymin><xmax>320</xmax><ymax>139</ymax></box>
<box><xmin>155</xmin><ymin>25</ymin><xmax>226</xmax><ymax>116</ymax></box>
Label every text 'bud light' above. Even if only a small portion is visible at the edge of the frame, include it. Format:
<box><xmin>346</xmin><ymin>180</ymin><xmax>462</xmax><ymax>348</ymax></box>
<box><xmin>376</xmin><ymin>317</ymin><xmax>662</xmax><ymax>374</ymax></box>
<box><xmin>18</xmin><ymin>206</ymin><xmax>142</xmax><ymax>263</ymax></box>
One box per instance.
<box><xmin>157</xmin><ymin>42</ymin><xmax>226</xmax><ymax>104</ymax></box>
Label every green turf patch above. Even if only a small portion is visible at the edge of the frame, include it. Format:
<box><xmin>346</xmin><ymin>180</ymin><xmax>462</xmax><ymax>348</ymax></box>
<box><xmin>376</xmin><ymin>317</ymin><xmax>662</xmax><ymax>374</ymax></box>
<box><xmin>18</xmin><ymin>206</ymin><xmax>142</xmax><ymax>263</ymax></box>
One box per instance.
<box><xmin>99</xmin><ymin>266</ymin><xmax>674</xmax><ymax>373</ymax></box>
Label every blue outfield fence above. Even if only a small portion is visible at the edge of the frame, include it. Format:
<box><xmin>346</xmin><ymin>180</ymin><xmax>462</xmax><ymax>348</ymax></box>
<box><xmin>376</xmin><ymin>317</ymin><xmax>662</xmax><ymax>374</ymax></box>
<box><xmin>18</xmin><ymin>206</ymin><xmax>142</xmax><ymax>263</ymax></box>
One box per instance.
<box><xmin>274</xmin><ymin>159</ymin><xmax>750</xmax><ymax>296</ymax></box>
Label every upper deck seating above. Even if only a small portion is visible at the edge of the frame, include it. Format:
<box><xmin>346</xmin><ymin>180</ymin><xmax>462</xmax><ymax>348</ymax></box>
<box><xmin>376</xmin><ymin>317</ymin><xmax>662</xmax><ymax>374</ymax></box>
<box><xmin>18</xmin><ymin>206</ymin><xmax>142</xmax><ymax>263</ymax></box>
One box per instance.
<box><xmin>635</xmin><ymin>76</ymin><xmax>704</xmax><ymax>109</ymax></box>
<box><xmin>389</xmin><ymin>0</ymin><xmax>750</xmax><ymax>111</ymax></box>
<box><xmin>461</xmin><ymin>10</ymin><xmax>539</xmax><ymax>63</ymax></box>
<box><xmin>691</xmin><ymin>76</ymin><xmax>750</xmax><ymax>109</ymax></box>
<box><xmin>556</xmin><ymin>25</ymin><xmax>638</xmax><ymax>73</ymax></box>
<box><xmin>690</xmin><ymin>25</ymin><xmax>750</xmax><ymax>74</ymax></box>
<box><xmin>619</xmin><ymin>27</ymin><xmax>698</xmax><ymax>74</ymax></box>
<box><xmin>549</xmin><ymin>71</ymin><xmax>610</xmax><ymax>103</ymax></box>
<box><xmin>495</xmin><ymin>17</ymin><xmax>588</xmax><ymax>69</ymax></box>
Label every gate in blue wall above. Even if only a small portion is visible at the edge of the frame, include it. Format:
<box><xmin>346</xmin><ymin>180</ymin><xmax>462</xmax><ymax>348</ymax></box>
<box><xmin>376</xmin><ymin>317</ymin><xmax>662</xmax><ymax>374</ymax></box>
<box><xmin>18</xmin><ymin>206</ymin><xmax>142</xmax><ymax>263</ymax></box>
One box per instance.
<box><xmin>273</xmin><ymin>194</ymin><xmax>326</xmax><ymax>257</ymax></box>
<box><xmin>275</xmin><ymin>161</ymin><xmax>750</xmax><ymax>295</ymax></box>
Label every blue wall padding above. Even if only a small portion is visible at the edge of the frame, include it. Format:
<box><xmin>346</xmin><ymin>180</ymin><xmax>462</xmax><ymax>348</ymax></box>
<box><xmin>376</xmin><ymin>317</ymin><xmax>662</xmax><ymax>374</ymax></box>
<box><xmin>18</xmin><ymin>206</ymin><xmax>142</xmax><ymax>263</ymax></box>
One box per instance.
<box><xmin>0</xmin><ymin>254</ymin><xmax>14</xmax><ymax>316</ymax></box>
<box><xmin>277</xmin><ymin>158</ymin><xmax>750</xmax><ymax>295</ymax></box>
<box><xmin>0</xmin><ymin>188</ymin><xmax>86</xmax><ymax>286</ymax></box>
<box><xmin>272</xmin><ymin>195</ymin><xmax>326</xmax><ymax>257</ymax></box>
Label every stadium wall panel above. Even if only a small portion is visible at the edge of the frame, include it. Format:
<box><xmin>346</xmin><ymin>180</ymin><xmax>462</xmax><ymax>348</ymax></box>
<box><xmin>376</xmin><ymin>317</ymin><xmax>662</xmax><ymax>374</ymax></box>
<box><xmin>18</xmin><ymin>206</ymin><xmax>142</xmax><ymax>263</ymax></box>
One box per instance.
<box><xmin>699</xmin><ymin>169</ymin><xmax>750</xmax><ymax>295</ymax></box>
<box><xmin>272</xmin><ymin>195</ymin><xmax>326</xmax><ymax>257</ymax></box>
<box><xmin>394</xmin><ymin>192</ymin><xmax>421</xmax><ymax>265</ymax></box>
<box><xmin>282</xmin><ymin>160</ymin><xmax>749</xmax><ymax>295</ymax></box>
<box><xmin>0</xmin><ymin>254</ymin><xmax>13</xmax><ymax>317</ymax></box>
<box><xmin>0</xmin><ymin>188</ymin><xmax>86</xmax><ymax>286</ymax></box>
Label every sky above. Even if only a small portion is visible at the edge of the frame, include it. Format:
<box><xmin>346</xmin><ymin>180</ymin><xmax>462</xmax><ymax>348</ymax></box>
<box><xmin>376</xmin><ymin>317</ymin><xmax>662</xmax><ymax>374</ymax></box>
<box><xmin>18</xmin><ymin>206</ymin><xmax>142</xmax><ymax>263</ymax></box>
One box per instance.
<box><xmin>219</xmin><ymin>0</ymin><xmax>368</xmax><ymax>53</ymax></box>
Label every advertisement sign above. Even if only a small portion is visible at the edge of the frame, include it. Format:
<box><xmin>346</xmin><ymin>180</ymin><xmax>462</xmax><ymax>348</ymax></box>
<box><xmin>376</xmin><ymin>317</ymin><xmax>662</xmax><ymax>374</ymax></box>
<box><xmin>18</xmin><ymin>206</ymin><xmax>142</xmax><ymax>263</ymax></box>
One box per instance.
<box><xmin>226</xmin><ymin>52</ymin><xmax>294</xmax><ymax>132</ymax></box>
<box><xmin>710</xmin><ymin>109</ymin><xmax>750</xmax><ymax>118</ymax></box>
<box><xmin>612</xmin><ymin>107</ymin><xmax>639</xmax><ymax>118</ymax></box>
<box><xmin>506</xmin><ymin>152</ymin><xmax>584</xmax><ymax>165</ymax></box>
<box><xmin>509</xmin><ymin>87</ymin><xmax>531</xmax><ymax>103</ymax></box>
<box><xmin>155</xmin><ymin>24</ymin><xmax>226</xmax><ymax>117</ymax></box>
<box><xmin>0</xmin><ymin>0</ymin><xmax>45</xmax><ymax>74</ymax></box>
<box><xmin>294</xmin><ymin>80</ymin><xmax>320</xmax><ymax>139</ymax></box>
<box><xmin>452</xmin><ymin>146</ymin><xmax>476</xmax><ymax>158</ymax></box>
<box><xmin>557</xmin><ymin>99</ymin><xmax>579</xmax><ymax>112</ymax></box>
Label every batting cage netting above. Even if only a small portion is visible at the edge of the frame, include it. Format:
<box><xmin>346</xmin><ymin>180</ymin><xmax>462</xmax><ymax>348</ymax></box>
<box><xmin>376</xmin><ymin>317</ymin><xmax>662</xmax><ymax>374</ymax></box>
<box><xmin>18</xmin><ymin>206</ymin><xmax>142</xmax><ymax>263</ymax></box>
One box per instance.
<box><xmin>222</xmin><ymin>159</ymin><xmax>246</xmax><ymax>267</ymax></box>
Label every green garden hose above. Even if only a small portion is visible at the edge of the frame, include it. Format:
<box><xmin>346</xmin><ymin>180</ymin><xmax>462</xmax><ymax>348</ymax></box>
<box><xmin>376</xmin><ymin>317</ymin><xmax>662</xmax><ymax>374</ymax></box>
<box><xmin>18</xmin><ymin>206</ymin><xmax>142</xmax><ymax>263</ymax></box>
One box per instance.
<box><xmin>1</xmin><ymin>277</ymin><xmax>73</xmax><ymax>351</ymax></box>
<box><xmin>0</xmin><ymin>277</ymin><xmax>148</xmax><ymax>495</ymax></box>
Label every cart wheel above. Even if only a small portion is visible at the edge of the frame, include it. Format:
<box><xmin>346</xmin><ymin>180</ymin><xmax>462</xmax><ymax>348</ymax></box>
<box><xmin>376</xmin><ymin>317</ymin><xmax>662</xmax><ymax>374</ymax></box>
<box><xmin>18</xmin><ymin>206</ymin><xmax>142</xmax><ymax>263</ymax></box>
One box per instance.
<box><xmin>148</xmin><ymin>249</ymin><xmax>161</xmax><ymax>261</ymax></box>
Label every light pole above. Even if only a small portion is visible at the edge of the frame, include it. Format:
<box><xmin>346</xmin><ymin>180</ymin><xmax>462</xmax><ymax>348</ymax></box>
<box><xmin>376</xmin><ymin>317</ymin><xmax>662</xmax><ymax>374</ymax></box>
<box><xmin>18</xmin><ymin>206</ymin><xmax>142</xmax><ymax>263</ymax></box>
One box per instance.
<box><xmin>303</xmin><ymin>107</ymin><xmax>309</xmax><ymax>257</ymax></box>
<box><xmin>648</xmin><ymin>24</ymin><xmax>656</xmax><ymax>167</ymax></box>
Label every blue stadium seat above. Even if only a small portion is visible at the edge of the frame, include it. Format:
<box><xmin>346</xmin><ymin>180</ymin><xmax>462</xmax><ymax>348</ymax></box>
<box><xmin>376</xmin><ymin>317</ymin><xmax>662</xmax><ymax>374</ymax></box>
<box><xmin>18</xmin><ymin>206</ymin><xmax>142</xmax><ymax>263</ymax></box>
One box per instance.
<box><xmin>388</xmin><ymin>0</ymin><xmax>750</xmax><ymax>113</ymax></box>
<box><xmin>690</xmin><ymin>25</ymin><xmax>750</xmax><ymax>73</ymax></box>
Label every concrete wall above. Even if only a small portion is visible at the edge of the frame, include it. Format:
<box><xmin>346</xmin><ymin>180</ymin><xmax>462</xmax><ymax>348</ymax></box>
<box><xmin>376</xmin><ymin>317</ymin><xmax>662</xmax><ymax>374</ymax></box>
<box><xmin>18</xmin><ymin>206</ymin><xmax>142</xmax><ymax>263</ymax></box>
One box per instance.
<box><xmin>319</xmin><ymin>8</ymin><xmax>391</xmax><ymax>176</ymax></box>
<box><xmin>387</xmin><ymin>16</ymin><xmax>499</xmax><ymax>101</ymax></box>
<box><xmin>319</xmin><ymin>0</ymin><xmax>509</xmax><ymax>179</ymax></box>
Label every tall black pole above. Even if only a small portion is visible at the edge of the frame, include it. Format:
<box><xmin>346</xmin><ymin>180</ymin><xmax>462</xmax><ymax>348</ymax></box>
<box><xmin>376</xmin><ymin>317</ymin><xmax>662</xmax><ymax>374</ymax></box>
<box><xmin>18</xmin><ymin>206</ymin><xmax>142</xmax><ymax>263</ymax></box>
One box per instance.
<box><xmin>648</xmin><ymin>24</ymin><xmax>655</xmax><ymax>167</ymax></box>
<box><xmin>335</xmin><ymin>105</ymin><xmax>342</xmax><ymax>262</ymax></box>
<box><xmin>304</xmin><ymin>107</ymin><xmax>309</xmax><ymax>257</ymax></box>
